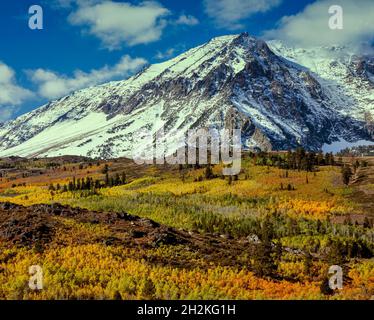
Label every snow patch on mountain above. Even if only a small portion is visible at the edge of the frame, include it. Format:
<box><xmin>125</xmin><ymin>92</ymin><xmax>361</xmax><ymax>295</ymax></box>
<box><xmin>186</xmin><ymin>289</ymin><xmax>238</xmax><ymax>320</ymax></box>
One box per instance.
<box><xmin>0</xmin><ymin>33</ymin><xmax>372</xmax><ymax>159</ymax></box>
<box><xmin>322</xmin><ymin>139</ymin><xmax>374</xmax><ymax>154</ymax></box>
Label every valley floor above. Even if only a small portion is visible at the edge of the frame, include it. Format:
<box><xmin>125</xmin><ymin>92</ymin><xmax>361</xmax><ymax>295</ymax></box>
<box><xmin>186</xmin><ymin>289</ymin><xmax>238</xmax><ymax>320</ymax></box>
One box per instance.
<box><xmin>0</xmin><ymin>155</ymin><xmax>373</xmax><ymax>300</ymax></box>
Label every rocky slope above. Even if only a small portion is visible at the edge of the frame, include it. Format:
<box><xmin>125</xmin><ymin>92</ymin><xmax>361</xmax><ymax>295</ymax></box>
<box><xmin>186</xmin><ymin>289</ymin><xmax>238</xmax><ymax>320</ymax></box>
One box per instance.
<box><xmin>0</xmin><ymin>33</ymin><xmax>373</xmax><ymax>158</ymax></box>
<box><xmin>0</xmin><ymin>202</ymin><xmax>257</xmax><ymax>268</ymax></box>
<box><xmin>268</xmin><ymin>41</ymin><xmax>374</xmax><ymax>132</ymax></box>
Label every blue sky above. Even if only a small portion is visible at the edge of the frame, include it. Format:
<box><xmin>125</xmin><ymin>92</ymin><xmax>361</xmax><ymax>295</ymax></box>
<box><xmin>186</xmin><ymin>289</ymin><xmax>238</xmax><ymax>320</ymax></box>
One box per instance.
<box><xmin>0</xmin><ymin>0</ymin><xmax>373</xmax><ymax>120</ymax></box>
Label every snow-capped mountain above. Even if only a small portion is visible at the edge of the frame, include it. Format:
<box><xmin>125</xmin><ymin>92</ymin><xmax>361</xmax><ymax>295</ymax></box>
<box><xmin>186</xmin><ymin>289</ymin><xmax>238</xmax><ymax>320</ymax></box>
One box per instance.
<box><xmin>268</xmin><ymin>41</ymin><xmax>374</xmax><ymax>124</ymax></box>
<box><xmin>0</xmin><ymin>33</ymin><xmax>373</xmax><ymax>158</ymax></box>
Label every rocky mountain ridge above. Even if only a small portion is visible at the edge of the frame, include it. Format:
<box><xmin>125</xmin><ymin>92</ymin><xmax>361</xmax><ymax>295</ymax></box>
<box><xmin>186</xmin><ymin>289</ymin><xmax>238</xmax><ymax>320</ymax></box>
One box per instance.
<box><xmin>0</xmin><ymin>33</ymin><xmax>372</xmax><ymax>159</ymax></box>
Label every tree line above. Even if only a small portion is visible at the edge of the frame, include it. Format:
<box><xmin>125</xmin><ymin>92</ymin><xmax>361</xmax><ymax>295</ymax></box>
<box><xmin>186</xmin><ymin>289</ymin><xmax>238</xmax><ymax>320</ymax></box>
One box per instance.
<box><xmin>249</xmin><ymin>148</ymin><xmax>335</xmax><ymax>172</ymax></box>
<box><xmin>49</xmin><ymin>169</ymin><xmax>127</xmax><ymax>192</ymax></box>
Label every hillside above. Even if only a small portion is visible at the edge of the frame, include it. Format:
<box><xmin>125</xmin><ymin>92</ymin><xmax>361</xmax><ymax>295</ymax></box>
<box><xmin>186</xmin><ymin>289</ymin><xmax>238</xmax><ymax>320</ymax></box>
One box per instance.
<box><xmin>0</xmin><ymin>33</ymin><xmax>372</xmax><ymax>158</ymax></box>
<box><xmin>0</xmin><ymin>153</ymin><xmax>373</xmax><ymax>299</ymax></box>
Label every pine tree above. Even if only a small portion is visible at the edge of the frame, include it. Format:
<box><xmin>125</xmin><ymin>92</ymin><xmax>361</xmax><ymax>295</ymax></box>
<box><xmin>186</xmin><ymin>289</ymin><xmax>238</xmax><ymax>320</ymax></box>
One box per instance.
<box><xmin>320</xmin><ymin>277</ymin><xmax>334</xmax><ymax>295</ymax></box>
<box><xmin>252</xmin><ymin>217</ymin><xmax>277</xmax><ymax>278</ymax></box>
<box><xmin>341</xmin><ymin>166</ymin><xmax>352</xmax><ymax>185</ymax></box>
<box><xmin>105</xmin><ymin>172</ymin><xmax>109</xmax><ymax>187</ymax></box>
<box><xmin>121</xmin><ymin>172</ymin><xmax>127</xmax><ymax>184</ymax></box>
<box><xmin>102</xmin><ymin>164</ymin><xmax>109</xmax><ymax>174</ymax></box>
<box><xmin>227</xmin><ymin>176</ymin><xmax>232</xmax><ymax>185</ymax></box>
<box><xmin>363</xmin><ymin>217</ymin><xmax>371</xmax><ymax>228</ymax></box>
<box><xmin>303</xmin><ymin>251</ymin><xmax>313</xmax><ymax>275</ymax></box>
<box><xmin>95</xmin><ymin>179</ymin><xmax>101</xmax><ymax>189</ymax></box>
<box><xmin>115</xmin><ymin>173</ymin><xmax>121</xmax><ymax>186</ymax></box>
<box><xmin>205</xmin><ymin>164</ymin><xmax>213</xmax><ymax>180</ymax></box>
<box><xmin>86</xmin><ymin>177</ymin><xmax>91</xmax><ymax>190</ymax></box>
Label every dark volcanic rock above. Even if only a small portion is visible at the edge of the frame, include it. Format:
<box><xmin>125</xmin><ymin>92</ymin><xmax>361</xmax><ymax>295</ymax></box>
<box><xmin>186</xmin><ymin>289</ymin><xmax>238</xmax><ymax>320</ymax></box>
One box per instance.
<box><xmin>0</xmin><ymin>202</ymin><xmax>263</xmax><ymax>270</ymax></box>
<box><xmin>0</xmin><ymin>211</ymin><xmax>57</xmax><ymax>246</ymax></box>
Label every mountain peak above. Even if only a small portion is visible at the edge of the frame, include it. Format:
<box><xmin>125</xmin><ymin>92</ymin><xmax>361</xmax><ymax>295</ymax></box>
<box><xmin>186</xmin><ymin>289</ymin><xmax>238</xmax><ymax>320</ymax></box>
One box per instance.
<box><xmin>0</xmin><ymin>34</ymin><xmax>372</xmax><ymax>158</ymax></box>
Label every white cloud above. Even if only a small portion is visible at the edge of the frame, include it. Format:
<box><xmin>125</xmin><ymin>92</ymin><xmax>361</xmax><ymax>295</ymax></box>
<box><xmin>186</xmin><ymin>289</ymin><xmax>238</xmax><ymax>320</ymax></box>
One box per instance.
<box><xmin>27</xmin><ymin>55</ymin><xmax>147</xmax><ymax>99</ymax></box>
<box><xmin>155</xmin><ymin>48</ymin><xmax>176</xmax><ymax>60</ymax></box>
<box><xmin>0</xmin><ymin>62</ymin><xmax>34</xmax><ymax>121</ymax></box>
<box><xmin>50</xmin><ymin>0</ymin><xmax>78</xmax><ymax>8</ymax></box>
<box><xmin>68</xmin><ymin>1</ymin><xmax>170</xmax><ymax>49</ymax></box>
<box><xmin>175</xmin><ymin>14</ymin><xmax>199</xmax><ymax>26</ymax></box>
<box><xmin>0</xmin><ymin>106</ymin><xmax>18</xmax><ymax>122</ymax></box>
<box><xmin>264</xmin><ymin>0</ymin><xmax>374</xmax><ymax>49</ymax></box>
<box><xmin>50</xmin><ymin>0</ymin><xmax>98</xmax><ymax>9</ymax></box>
<box><xmin>204</xmin><ymin>0</ymin><xmax>282</xmax><ymax>30</ymax></box>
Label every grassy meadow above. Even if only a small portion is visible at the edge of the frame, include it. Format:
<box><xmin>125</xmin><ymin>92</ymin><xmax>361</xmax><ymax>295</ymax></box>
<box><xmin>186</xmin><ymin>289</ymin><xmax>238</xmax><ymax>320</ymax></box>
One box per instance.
<box><xmin>0</xmin><ymin>153</ymin><xmax>373</xmax><ymax>300</ymax></box>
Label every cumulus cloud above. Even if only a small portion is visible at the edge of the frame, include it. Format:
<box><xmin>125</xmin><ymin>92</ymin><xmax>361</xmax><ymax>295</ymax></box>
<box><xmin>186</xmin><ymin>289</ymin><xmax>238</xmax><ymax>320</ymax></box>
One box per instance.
<box><xmin>264</xmin><ymin>0</ymin><xmax>374</xmax><ymax>49</ymax></box>
<box><xmin>204</xmin><ymin>0</ymin><xmax>282</xmax><ymax>30</ymax></box>
<box><xmin>175</xmin><ymin>14</ymin><xmax>199</xmax><ymax>26</ymax></box>
<box><xmin>68</xmin><ymin>1</ymin><xmax>170</xmax><ymax>49</ymax></box>
<box><xmin>0</xmin><ymin>62</ymin><xmax>34</xmax><ymax>121</ymax></box>
<box><xmin>27</xmin><ymin>55</ymin><xmax>147</xmax><ymax>99</ymax></box>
